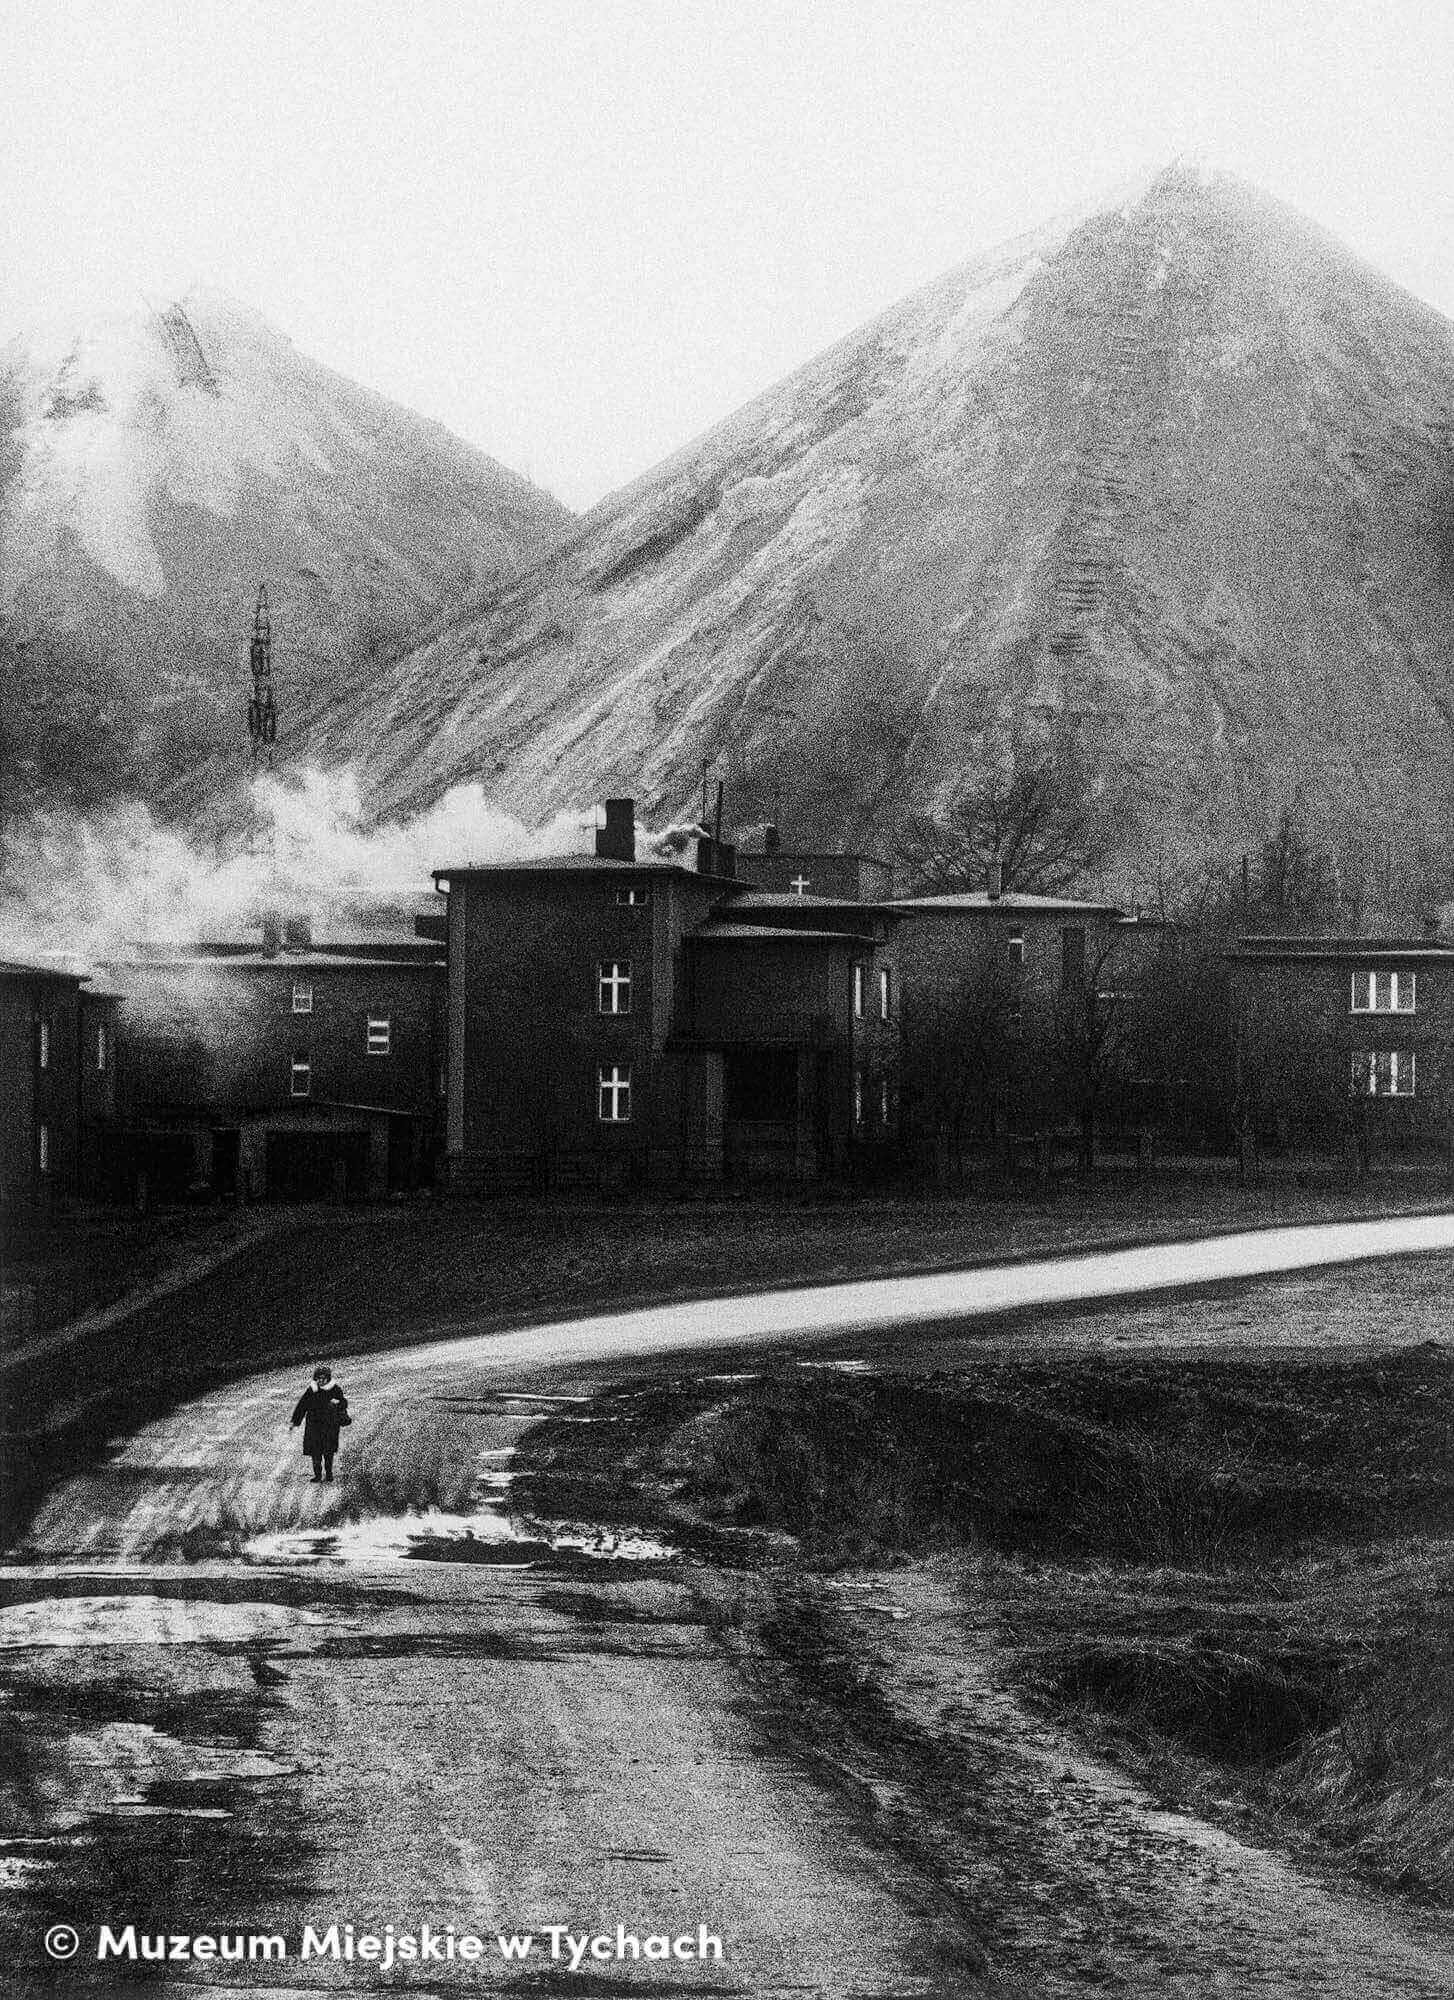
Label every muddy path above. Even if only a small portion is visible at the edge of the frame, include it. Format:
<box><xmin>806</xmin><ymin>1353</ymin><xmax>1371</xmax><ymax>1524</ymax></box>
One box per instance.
<box><xmin>7</xmin><ymin>1218</ymin><xmax>1454</xmax><ymax>1994</ymax></box>
<box><xmin>752</xmin><ymin>1556</ymin><xmax>1454</xmax><ymax>1997</ymax></box>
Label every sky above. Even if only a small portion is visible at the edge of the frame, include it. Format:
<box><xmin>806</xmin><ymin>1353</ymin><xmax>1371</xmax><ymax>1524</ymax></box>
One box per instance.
<box><xmin>3</xmin><ymin>1</ymin><xmax>1451</xmax><ymax>510</ymax></box>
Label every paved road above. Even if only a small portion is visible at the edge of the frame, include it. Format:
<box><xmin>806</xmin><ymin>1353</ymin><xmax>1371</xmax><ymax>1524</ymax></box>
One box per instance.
<box><xmin>9</xmin><ymin>1213</ymin><xmax>1454</xmax><ymax>1996</ymax></box>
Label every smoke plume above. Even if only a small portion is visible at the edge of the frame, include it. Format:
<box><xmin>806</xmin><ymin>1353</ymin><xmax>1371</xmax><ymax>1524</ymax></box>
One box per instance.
<box><xmin>0</xmin><ymin>766</ymin><xmax>594</xmax><ymax>970</ymax></box>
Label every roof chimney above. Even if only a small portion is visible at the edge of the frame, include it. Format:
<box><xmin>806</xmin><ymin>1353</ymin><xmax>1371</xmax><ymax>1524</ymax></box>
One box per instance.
<box><xmin>987</xmin><ymin>857</ymin><xmax>1003</xmax><ymax>902</ymax></box>
<box><xmin>764</xmin><ymin>824</ymin><xmax>781</xmax><ymax>856</ymax></box>
<box><xmin>595</xmin><ymin>797</ymin><xmax>636</xmax><ymax>863</ymax></box>
<box><xmin>283</xmin><ymin>914</ymin><xmax>312</xmax><ymax>954</ymax></box>
<box><xmin>260</xmin><ymin>911</ymin><xmax>282</xmax><ymax>957</ymax></box>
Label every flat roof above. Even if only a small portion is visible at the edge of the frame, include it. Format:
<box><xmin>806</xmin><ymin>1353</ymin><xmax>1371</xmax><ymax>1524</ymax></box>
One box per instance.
<box><xmin>732</xmin><ymin>890</ymin><xmax>897</xmax><ymax>914</ymax></box>
<box><xmin>1228</xmin><ymin>943</ymin><xmax>1454</xmax><ymax>963</ymax></box>
<box><xmin>888</xmin><ymin>892</ymin><xmax>1133</xmax><ymax>916</ymax></box>
<box><xmin>0</xmin><ymin>958</ymin><xmax>86</xmax><ymax>984</ymax></box>
<box><xmin>432</xmin><ymin>852</ymin><xmax>740</xmax><ymax>885</ymax></box>
<box><xmin>691</xmin><ymin>922</ymin><xmax>875</xmax><ymax>945</ymax></box>
<box><xmin>113</xmin><ymin>953</ymin><xmax>443</xmax><ymax>973</ymax></box>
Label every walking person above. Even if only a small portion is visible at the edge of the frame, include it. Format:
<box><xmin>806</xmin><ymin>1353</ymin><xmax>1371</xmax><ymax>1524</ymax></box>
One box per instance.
<box><xmin>291</xmin><ymin>1366</ymin><xmax>351</xmax><ymax>1483</ymax></box>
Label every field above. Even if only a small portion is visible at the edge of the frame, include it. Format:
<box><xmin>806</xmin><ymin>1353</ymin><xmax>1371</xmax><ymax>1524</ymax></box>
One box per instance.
<box><xmin>511</xmin><ymin>1304</ymin><xmax>1454</xmax><ymax>1918</ymax></box>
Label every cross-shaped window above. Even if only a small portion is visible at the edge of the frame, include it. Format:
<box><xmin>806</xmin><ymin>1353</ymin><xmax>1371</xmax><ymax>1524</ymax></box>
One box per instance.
<box><xmin>598</xmin><ymin>960</ymin><xmax>633</xmax><ymax>1015</ymax></box>
<box><xmin>790</xmin><ymin>875</ymin><xmax>811</xmax><ymax>896</ymax></box>
<box><xmin>598</xmin><ymin>1063</ymin><xmax>632</xmax><ymax>1122</ymax></box>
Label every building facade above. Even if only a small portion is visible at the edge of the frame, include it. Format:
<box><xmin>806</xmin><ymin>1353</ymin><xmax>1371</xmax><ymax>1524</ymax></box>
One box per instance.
<box><xmin>436</xmin><ymin>800</ymin><xmax>900</xmax><ymax>1187</ymax></box>
<box><xmin>1227</xmin><ymin>936</ymin><xmax>1454</xmax><ymax>1156</ymax></box>
<box><xmin>0</xmin><ymin>961</ymin><xmax>120</xmax><ymax>1216</ymax></box>
<box><xmin>116</xmin><ymin>911</ymin><xmax>445</xmax><ymax>1200</ymax></box>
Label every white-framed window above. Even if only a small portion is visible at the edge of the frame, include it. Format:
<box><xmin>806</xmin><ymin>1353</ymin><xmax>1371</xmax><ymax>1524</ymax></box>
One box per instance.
<box><xmin>38</xmin><ymin>1122</ymin><xmax>49</xmax><ymax>1173</ymax></box>
<box><xmin>96</xmin><ymin>1023</ymin><xmax>108</xmax><ymax>1072</ymax></box>
<box><xmin>853</xmin><ymin>1066</ymin><xmax>865</xmax><ymax>1127</ymax></box>
<box><xmin>37</xmin><ymin>1018</ymin><xmax>49</xmax><ymax>1069</ymax></box>
<box><xmin>1350</xmin><ymin>971</ymin><xmax>1416</xmax><ymax>1015</ymax></box>
<box><xmin>879</xmin><ymin>966</ymin><xmax>892</xmax><ymax>1022</ymax></box>
<box><xmin>598</xmin><ymin>1063</ymin><xmax>632</xmax><ymax>1122</ymax></box>
<box><xmin>292</xmin><ymin>980</ymin><xmax>313</xmax><ymax>1014</ymax></box>
<box><xmin>1008</xmin><ymin>932</ymin><xmax>1025</xmax><ymax>965</ymax></box>
<box><xmin>367</xmin><ymin>1016</ymin><xmax>392</xmax><ymax>1056</ymax></box>
<box><xmin>790</xmin><ymin>874</ymin><xmax>812</xmax><ymax>896</ymax></box>
<box><xmin>1351</xmin><ymin>1050</ymin><xmax>1416</xmax><ymax>1097</ymax></box>
<box><xmin>615</xmin><ymin>886</ymin><xmax>650</xmax><ymax>907</ymax></box>
<box><xmin>853</xmin><ymin>964</ymin><xmax>866</xmax><ymax>1019</ymax></box>
<box><xmin>597</xmin><ymin>961</ymin><xmax>632</xmax><ymax>1015</ymax></box>
<box><xmin>291</xmin><ymin>1053</ymin><xmax>312</xmax><ymax>1098</ymax></box>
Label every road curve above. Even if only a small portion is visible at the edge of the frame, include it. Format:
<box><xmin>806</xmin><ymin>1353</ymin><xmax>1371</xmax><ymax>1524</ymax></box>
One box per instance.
<box><xmin>9</xmin><ymin>1211</ymin><xmax>1454</xmax><ymax>1998</ymax></box>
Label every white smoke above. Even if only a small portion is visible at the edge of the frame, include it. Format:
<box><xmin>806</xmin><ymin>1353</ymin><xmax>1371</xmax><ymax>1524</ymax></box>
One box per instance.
<box><xmin>0</xmin><ymin>765</ymin><xmax>595</xmax><ymax>970</ymax></box>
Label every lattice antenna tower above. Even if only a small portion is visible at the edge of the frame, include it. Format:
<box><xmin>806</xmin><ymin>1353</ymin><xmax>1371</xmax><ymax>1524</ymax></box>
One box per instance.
<box><xmin>247</xmin><ymin>584</ymin><xmax>277</xmax><ymax>772</ymax></box>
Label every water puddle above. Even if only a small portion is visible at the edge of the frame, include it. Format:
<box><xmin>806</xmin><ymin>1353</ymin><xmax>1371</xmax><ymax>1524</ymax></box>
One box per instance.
<box><xmin>243</xmin><ymin>1439</ymin><xmax>676</xmax><ymax>1569</ymax></box>
<box><xmin>0</xmin><ymin>1594</ymin><xmax>317</xmax><ymax>1648</ymax></box>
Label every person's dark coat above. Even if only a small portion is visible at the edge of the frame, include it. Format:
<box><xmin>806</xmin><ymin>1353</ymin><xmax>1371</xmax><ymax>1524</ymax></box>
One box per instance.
<box><xmin>291</xmin><ymin>1383</ymin><xmax>350</xmax><ymax>1457</ymax></box>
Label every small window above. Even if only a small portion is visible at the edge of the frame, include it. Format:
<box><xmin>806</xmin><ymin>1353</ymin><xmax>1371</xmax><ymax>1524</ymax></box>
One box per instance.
<box><xmin>597</xmin><ymin>961</ymin><xmax>632</xmax><ymax>1016</ymax></box>
<box><xmin>853</xmin><ymin>964</ymin><xmax>866</xmax><ymax>1019</ymax></box>
<box><xmin>853</xmin><ymin>1066</ymin><xmax>865</xmax><ymax>1127</ymax></box>
<box><xmin>1008</xmin><ymin>932</ymin><xmax>1025</xmax><ymax>965</ymax></box>
<box><xmin>615</xmin><ymin>886</ymin><xmax>650</xmax><ymax>907</ymax></box>
<box><xmin>37</xmin><ymin>1018</ymin><xmax>49</xmax><ymax>1070</ymax></box>
<box><xmin>1350</xmin><ymin>971</ymin><xmax>1415</xmax><ymax>1015</ymax></box>
<box><xmin>292</xmin><ymin>980</ymin><xmax>313</xmax><ymax>1015</ymax></box>
<box><xmin>97</xmin><ymin>1023</ymin><xmax>108</xmax><ymax>1072</ymax></box>
<box><xmin>367</xmin><ymin>1016</ymin><xmax>392</xmax><ymax>1056</ymax></box>
<box><xmin>790</xmin><ymin>874</ymin><xmax>813</xmax><ymax>896</ymax></box>
<box><xmin>291</xmin><ymin>1054</ymin><xmax>312</xmax><ymax>1098</ymax></box>
<box><xmin>38</xmin><ymin>1122</ymin><xmax>49</xmax><ymax>1173</ymax></box>
<box><xmin>598</xmin><ymin>1062</ymin><xmax>632</xmax><ymax>1123</ymax></box>
<box><xmin>1351</xmin><ymin>1050</ymin><xmax>1416</xmax><ymax>1097</ymax></box>
<box><xmin>879</xmin><ymin>967</ymin><xmax>892</xmax><ymax>1022</ymax></box>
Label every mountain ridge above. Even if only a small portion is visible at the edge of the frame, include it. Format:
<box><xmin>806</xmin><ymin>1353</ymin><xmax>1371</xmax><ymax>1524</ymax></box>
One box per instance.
<box><xmin>0</xmin><ymin>287</ymin><xmax>572</xmax><ymax>813</ymax></box>
<box><xmin>288</xmin><ymin>164</ymin><xmax>1454</xmax><ymax>894</ymax></box>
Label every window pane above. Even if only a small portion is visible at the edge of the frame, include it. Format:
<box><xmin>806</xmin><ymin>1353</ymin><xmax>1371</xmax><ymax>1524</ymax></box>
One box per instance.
<box><xmin>598</xmin><ymin>961</ymin><xmax>632</xmax><ymax>1014</ymax></box>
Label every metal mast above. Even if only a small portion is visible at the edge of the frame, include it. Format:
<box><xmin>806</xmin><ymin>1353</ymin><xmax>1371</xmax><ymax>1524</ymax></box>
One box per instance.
<box><xmin>246</xmin><ymin>584</ymin><xmax>277</xmax><ymax>769</ymax></box>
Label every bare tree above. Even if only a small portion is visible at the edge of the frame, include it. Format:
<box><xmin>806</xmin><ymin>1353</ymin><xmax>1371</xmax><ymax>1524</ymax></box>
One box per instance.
<box><xmin>897</xmin><ymin>726</ymin><xmax>1111</xmax><ymax>895</ymax></box>
<box><xmin>1050</xmin><ymin>937</ymin><xmax>1138</xmax><ymax>1170</ymax></box>
<box><xmin>900</xmin><ymin>949</ymin><xmax>1022</xmax><ymax>1177</ymax></box>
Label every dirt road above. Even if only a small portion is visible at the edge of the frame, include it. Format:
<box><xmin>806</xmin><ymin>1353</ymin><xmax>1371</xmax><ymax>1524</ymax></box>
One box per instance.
<box><xmin>8</xmin><ymin>1215</ymin><xmax>1454</xmax><ymax>1995</ymax></box>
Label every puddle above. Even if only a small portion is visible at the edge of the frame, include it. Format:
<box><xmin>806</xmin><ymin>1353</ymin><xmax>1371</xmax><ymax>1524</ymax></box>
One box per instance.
<box><xmin>244</xmin><ymin>1509</ymin><xmax>675</xmax><ymax>1568</ymax></box>
<box><xmin>0</xmin><ymin>1595</ymin><xmax>316</xmax><ymax>1648</ymax></box>
<box><xmin>244</xmin><ymin>1434</ymin><xmax>676</xmax><ymax>1569</ymax></box>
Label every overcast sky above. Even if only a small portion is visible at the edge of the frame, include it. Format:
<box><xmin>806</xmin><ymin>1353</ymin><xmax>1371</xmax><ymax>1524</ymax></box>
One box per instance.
<box><xmin>3</xmin><ymin>1</ymin><xmax>1450</xmax><ymax>509</ymax></box>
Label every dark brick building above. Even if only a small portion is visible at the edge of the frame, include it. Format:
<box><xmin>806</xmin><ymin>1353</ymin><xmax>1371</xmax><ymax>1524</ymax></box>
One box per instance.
<box><xmin>116</xmin><ymin>904</ymin><xmax>445</xmax><ymax>1200</ymax></box>
<box><xmin>1227</xmin><ymin>935</ymin><xmax>1454</xmax><ymax>1156</ymax></box>
<box><xmin>435</xmin><ymin>801</ymin><xmax>900</xmax><ymax>1186</ymax></box>
<box><xmin>1</xmin><ymin>961</ymin><xmax>120</xmax><ymax>1216</ymax></box>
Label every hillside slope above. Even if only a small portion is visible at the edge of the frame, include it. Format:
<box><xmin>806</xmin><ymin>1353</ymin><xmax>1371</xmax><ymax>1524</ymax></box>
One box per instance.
<box><xmin>293</xmin><ymin>165</ymin><xmax>1454</xmax><ymax>884</ymax></box>
<box><xmin>0</xmin><ymin>289</ymin><xmax>570</xmax><ymax>812</ymax></box>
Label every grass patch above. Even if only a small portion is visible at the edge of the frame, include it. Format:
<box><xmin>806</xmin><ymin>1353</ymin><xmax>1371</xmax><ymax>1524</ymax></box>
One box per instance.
<box><xmin>550</xmin><ymin>1348</ymin><xmax>1454</xmax><ymax>1904</ymax></box>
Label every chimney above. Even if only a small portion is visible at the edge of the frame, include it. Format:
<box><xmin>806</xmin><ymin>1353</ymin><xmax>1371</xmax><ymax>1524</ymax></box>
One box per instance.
<box><xmin>595</xmin><ymin>797</ymin><xmax>636</xmax><ymax>863</ymax></box>
<box><xmin>260</xmin><ymin>911</ymin><xmax>282</xmax><ymax>957</ymax></box>
<box><xmin>764</xmin><ymin>824</ymin><xmax>781</xmax><ymax>856</ymax></box>
<box><xmin>283</xmin><ymin>914</ymin><xmax>312</xmax><ymax>954</ymax></box>
<box><xmin>987</xmin><ymin>857</ymin><xmax>1003</xmax><ymax>902</ymax></box>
